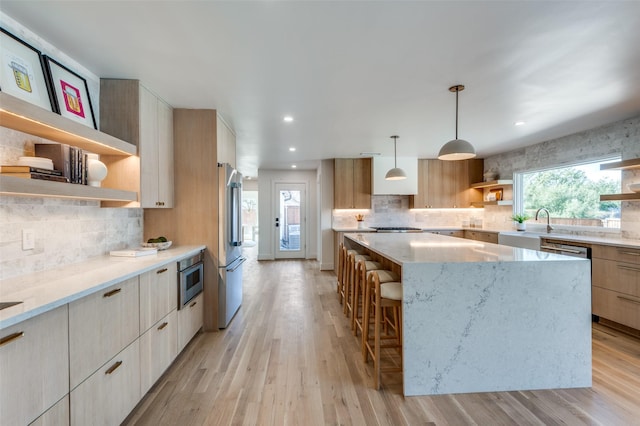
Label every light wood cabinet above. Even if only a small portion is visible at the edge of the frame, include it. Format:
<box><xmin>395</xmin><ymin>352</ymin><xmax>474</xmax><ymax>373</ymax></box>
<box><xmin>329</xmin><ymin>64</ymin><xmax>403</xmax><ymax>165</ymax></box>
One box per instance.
<box><xmin>592</xmin><ymin>244</ymin><xmax>640</xmax><ymax>330</ymax></box>
<box><xmin>69</xmin><ymin>276</ymin><xmax>139</xmax><ymax>389</ymax></box>
<box><xmin>70</xmin><ymin>340</ymin><xmax>141</xmax><ymax>426</ymax></box>
<box><xmin>139</xmin><ymin>262</ymin><xmax>178</xmax><ymax>333</ymax></box>
<box><xmin>100</xmin><ymin>79</ymin><xmax>174</xmax><ymax>208</ymax></box>
<box><xmin>217</xmin><ymin>115</ymin><xmax>237</xmax><ymax>168</ymax></box>
<box><xmin>464</xmin><ymin>230</ymin><xmax>499</xmax><ymax>244</ymax></box>
<box><xmin>177</xmin><ymin>292</ymin><xmax>204</xmax><ymax>352</ymax></box>
<box><xmin>410</xmin><ymin>159</ymin><xmax>483</xmax><ymax>208</ymax></box>
<box><xmin>428</xmin><ymin>230</ymin><xmax>464</xmax><ymax>238</ymax></box>
<box><xmin>140</xmin><ymin>309</ymin><xmax>178</xmax><ymax>394</ymax></box>
<box><xmin>334</xmin><ymin>158</ymin><xmax>372</xmax><ymax>209</ymax></box>
<box><xmin>29</xmin><ymin>395</ymin><xmax>69</xmax><ymax>426</ymax></box>
<box><xmin>0</xmin><ymin>305</ymin><xmax>69</xmax><ymax>426</ymax></box>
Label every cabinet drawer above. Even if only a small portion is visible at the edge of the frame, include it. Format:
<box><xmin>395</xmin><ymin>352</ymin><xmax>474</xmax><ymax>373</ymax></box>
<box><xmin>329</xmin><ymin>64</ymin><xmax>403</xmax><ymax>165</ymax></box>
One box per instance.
<box><xmin>69</xmin><ymin>276</ymin><xmax>139</xmax><ymax>389</ymax></box>
<box><xmin>1</xmin><ymin>306</ymin><xmax>69</xmax><ymax>426</ymax></box>
<box><xmin>464</xmin><ymin>230</ymin><xmax>498</xmax><ymax>244</ymax></box>
<box><xmin>429</xmin><ymin>230</ymin><xmax>464</xmax><ymax>238</ymax></box>
<box><xmin>593</xmin><ymin>286</ymin><xmax>640</xmax><ymax>330</ymax></box>
<box><xmin>70</xmin><ymin>339</ymin><xmax>141</xmax><ymax>426</ymax></box>
<box><xmin>592</xmin><ymin>258</ymin><xmax>640</xmax><ymax>297</ymax></box>
<box><xmin>29</xmin><ymin>395</ymin><xmax>69</xmax><ymax>426</ymax></box>
<box><xmin>140</xmin><ymin>262</ymin><xmax>177</xmax><ymax>332</ymax></box>
<box><xmin>140</xmin><ymin>309</ymin><xmax>178</xmax><ymax>395</ymax></box>
<box><xmin>592</xmin><ymin>244</ymin><xmax>640</xmax><ymax>264</ymax></box>
<box><xmin>178</xmin><ymin>292</ymin><xmax>203</xmax><ymax>352</ymax></box>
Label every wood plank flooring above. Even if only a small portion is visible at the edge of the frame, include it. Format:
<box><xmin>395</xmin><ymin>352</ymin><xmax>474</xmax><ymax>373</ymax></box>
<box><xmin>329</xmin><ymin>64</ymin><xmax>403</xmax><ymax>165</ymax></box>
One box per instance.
<box><xmin>124</xmin><ymin>247</ymin><xmax>640</xmax><ymax>425</ymax></box>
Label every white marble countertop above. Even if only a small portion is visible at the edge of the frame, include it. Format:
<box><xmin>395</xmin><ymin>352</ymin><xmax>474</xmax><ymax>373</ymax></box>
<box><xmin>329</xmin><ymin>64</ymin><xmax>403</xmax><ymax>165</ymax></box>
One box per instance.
<box><xmin>344</xmin><ymin>232</ymin><xmax>584</xmax><ymax>265</ymax></box>
<box><xmin>0</xmin><ymin>245</ymin><xmax>206</xmax><ymax>330</ymax></box>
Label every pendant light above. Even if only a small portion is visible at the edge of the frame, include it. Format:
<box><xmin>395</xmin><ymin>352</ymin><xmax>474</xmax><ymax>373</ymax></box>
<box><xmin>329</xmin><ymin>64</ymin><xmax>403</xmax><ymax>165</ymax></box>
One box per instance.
<box><xmin>385</xmin><ymin>135</ymin><xmax>407</xmax><ymax>180</ymax></box>
<box><xmin>438</xmin><ymin>84</ymin><xmax>476</xmax><ymax>161</ymax></box>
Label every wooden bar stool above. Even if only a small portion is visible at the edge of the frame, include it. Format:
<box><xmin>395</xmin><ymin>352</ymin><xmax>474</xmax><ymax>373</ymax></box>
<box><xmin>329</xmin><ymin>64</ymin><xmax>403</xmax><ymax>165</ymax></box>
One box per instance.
<box><xmin>362</xmin><ymin>270</ymin><xmax>403</xmax><ymax>390</ymax></box>
<box><xmin>352</xmin><ymin>260</ymin><xmax>399</xmax><ymax>337</ymax></box>
<box><xmin>338</xmin><ymin>246</ymin><xmax>367</xmax><ymax>305</ymax></box>
<box><xmin>343</xmin><ymin>251</ymin><xmax>371</xmax><ymax>317</ymax></box>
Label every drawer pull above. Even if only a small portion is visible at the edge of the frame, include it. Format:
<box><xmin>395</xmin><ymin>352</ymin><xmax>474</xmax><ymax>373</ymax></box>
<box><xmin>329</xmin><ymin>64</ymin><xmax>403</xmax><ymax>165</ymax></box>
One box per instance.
<box><xmin>0</xmin><ymin>331</ymin><xmax>24</xmax><ymax>347</ymax></box>
<box><xmin>618</xmin><ymin>265</ymin><xmax>640</xmax><ymax>273</ymax></box>
<box><xmin>103</xmin><ymin>288</ymin><xmax>122</xmax><ymax>298</ymax></box>
<box><xmin>157</xmin><ymin>322</ymin><xmax>169</xmax><ymax>330</ymax></box>
<box><xmin>105</xmin><ymin>360</ymin><xmax>123</xmax><ymax>375</ymax></box>
<box><xmin>189</xmin><ymin>301</ymin><xmax>197</xmax><ymax>308</ymax></box>
<box><xmin>617</xmin><ymin>295</ymin><xmax>640</xmax><ymax>305</ymax></box>
<box><xmin>619</xmin><ymin>251</ymin><xmax>640</xmax><ymax>256</ymax></box>
<box><xmin>157</xmin><ymin>268</ymin><xmax>168</xmax><ymax>274</ymax></box>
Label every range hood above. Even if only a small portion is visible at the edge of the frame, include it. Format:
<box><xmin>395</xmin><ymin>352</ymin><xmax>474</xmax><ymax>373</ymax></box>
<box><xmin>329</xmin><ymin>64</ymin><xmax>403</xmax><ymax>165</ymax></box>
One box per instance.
<box><xmin>372</xmin><ymin>156</ymin><xmax>418</xmax><ymax>195</ymax></box>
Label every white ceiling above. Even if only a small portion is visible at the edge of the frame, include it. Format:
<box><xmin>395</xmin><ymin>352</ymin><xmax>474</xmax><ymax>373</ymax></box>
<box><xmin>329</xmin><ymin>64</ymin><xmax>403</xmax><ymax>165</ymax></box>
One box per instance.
<box><xmin>2</xmin><ymin>1</ymin><xmax>640</xmax><ymax>178</ymax></box>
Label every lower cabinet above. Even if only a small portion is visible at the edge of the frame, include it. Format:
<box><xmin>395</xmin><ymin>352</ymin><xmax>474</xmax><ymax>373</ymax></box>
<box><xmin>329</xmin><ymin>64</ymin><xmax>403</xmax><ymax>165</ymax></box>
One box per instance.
<box><xmin>592</xmin><ymin>287</ymin><xmax>640</xmax><ymax>330</ymax></box>
<box><xmin>428</xmin><ymin>230</ymin><xmax>464</xmax><ymax>238</ymax></box>
<box><xmin>29</xmin><ymin>395</ymin><xmax>69</xmax><ymax>426</ymax></box>
<box><xmin>0</xmin><ymin>305</ymin><xmax>69</xmax><ymax>426</ymax></box>
<box><xmin>71</xmin><ymin>340</ymin><xmax>141</xmax><ymax>426</ymax></box>
<box><xmin>464</xmin><ymin>230</ymin><xmax>499</xmax><ymax>244</ymax></box>
<box><xmin>140</xmin><ymin>309</ymin><xmax>178</xmax><ymax>394</ymax></box>
<box><xmin>178</xmin><ymin>292</ymin><xmax>204</xmax><ymax>352</ymax></box>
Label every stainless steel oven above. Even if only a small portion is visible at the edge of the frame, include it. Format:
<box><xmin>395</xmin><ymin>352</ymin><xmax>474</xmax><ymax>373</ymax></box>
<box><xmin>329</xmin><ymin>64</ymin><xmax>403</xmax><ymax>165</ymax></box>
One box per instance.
<box><xmin>178</xmin><ymin>251</ymin><xmax>204</xmax><ymax>309</ymax></box>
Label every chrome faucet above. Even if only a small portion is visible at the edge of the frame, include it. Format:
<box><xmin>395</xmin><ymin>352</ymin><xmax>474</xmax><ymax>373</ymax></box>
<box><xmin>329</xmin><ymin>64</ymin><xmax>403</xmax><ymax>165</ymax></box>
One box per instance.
<box><xmin>535</xmin><ymin>208</ymin><xmax>553</xmax><ymax>233</ymax></box>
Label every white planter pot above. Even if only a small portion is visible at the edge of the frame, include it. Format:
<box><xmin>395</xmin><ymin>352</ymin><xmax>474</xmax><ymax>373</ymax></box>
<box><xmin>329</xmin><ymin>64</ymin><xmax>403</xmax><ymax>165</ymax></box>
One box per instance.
<box><xmin>515</xmin><ymin>222</ymin><xmax>526</xmax><ymax>231</ymax></box>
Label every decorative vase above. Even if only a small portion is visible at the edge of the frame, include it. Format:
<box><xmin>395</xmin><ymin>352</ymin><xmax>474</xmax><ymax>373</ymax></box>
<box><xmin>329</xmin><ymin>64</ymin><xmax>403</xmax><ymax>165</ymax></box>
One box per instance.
<box><xmin>515</xmin><ymin>222</ymin><xmax>526</xmax><ymax>231</ymax></box>
<box><xmin>86</xmin><ymin>153</ymin><xmax>107</xmax><ymax>187</ymax></box>
<box><xmin>357</xmin><ymin>221</ymin><xmax>365</xmax><ymax>229</ymax></box>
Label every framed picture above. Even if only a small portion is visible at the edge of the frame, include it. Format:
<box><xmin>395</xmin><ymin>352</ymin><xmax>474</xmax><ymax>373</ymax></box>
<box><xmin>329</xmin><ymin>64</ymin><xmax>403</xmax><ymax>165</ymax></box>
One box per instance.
<box><xmin>0</xmin><ymin>27</ymin><xmax>54</xmax><ymax>111</ymax></box>
<box><xmin>43</xmin><ymin>55</ymin><xmax>97</xmax><ymax>129</ymax></box>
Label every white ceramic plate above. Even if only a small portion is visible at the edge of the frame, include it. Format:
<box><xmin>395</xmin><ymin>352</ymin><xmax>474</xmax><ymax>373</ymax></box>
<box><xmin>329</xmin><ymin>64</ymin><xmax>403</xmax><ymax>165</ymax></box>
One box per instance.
<box><xmin>628</xmin><ymin>183</ymin><xmax>640</xmax><ymax>193</ymax></box>
<box><xmin>17</xmin><ymin>156</ymin><xmax>54</xmax><ymax>170</ymax></box>
<box><xmin>141</xmin><ymin>241</ymin><xmax>172</xmax><ymax>250</ymax></box>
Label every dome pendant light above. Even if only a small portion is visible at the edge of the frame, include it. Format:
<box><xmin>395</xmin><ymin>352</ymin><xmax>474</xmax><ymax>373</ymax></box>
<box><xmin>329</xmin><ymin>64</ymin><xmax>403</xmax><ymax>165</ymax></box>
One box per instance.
<box><xmin>385</xmin><ymin>135</ymin><xmax>407</xmax><ymax>180</ymax></box>
<box><xmin>438</xmin><ymin>84</ymin><xmax>476</xmax><ymax>161</ymax></box>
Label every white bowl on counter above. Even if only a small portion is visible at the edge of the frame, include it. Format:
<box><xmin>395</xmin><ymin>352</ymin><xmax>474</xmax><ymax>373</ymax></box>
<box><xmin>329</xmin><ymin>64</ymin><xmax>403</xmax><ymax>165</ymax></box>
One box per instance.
<box><xmin>628</xmin><ymin>183</ymin><xmax>640</xmax><ymax>193</ymax></box>
<box><xmin>141</xmin><ymin>241</ymin><xmax>172</xmax><ymax>250</ymax></box>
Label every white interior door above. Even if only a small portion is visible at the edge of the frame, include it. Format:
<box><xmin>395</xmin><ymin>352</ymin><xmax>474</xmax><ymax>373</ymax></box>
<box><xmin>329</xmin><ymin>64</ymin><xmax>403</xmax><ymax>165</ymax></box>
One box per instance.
<box><xmin>274</xmin><ymin>183</ymin><xmax>306</xmax><ymax>259</ymax></box>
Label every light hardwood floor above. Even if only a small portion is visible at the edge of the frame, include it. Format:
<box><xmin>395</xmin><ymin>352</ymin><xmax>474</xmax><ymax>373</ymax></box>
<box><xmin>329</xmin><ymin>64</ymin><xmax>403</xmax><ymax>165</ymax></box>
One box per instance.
<box><xmin>124</xmin><ymin>246</ymin><xmax>640</xmax><ymax>425</ymax></box>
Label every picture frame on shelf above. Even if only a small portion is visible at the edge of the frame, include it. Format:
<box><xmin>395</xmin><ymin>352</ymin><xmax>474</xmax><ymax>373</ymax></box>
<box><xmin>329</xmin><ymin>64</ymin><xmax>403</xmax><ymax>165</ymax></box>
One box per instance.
<box><xmin>0</xmin><ymin>27</ymin><xmax>55</xmax><ymax>112</ymax></box>
<box><xmin>489</xmin><ymin>188</ymin><xmax>503</xmax><ymax>201</ymax></box>
<box><xmin>43</xmin><ymin>55</ymin><xmax>97</xmax><ymax>129</ymax></box>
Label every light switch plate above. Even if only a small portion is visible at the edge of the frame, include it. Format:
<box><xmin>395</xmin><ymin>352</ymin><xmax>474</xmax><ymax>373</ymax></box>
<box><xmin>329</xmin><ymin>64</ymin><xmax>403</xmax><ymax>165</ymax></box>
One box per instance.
<box><xmin>22</xmin><ymin>229</ymin><xmax>35</xmax><ymax>250</ymax></box>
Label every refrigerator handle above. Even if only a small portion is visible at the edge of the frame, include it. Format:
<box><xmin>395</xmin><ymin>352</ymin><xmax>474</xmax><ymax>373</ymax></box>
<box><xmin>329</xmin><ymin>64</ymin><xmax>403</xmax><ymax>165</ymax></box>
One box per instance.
<box><xmin>226</xmin><ymin>257</ymin><xmax>247</xmax><ymax>272</ymax></box>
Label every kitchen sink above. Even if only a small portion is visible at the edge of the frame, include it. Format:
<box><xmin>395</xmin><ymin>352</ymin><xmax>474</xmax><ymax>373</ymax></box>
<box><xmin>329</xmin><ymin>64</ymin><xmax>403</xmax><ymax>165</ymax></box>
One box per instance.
<box><xmin>498</xmin><ymin>231</ymin><xmax>542</xmax><ymax>250</ymax></box>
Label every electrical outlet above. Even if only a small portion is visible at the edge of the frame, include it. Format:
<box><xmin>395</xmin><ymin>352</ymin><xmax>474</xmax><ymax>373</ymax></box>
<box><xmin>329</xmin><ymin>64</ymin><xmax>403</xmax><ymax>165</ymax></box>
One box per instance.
<box><xmin>22</xmin><ymin>229</ymin><xmax>35</xmax><ymax>250</ymax></box>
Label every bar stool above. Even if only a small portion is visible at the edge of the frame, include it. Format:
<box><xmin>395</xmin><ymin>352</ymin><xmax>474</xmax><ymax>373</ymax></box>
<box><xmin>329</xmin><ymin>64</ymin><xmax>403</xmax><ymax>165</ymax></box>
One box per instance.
<box><xmin>338</xmin><ymin>245</ymin><xmax>366</xmax><ymax>305</ymax></box>
<box><xmin>352</xmin><ymin>260</ymin><xmax>399</xmax><ymax>337</ymax></box>
<box><xmin>362</xmin><ymin>270</ymin><xmax>403</xmax><ymax>390</ymax></box>
<box><xmin>344</xmin><ymin>251</ymin><xmax>371</xmax><ymax>317</ymax></box>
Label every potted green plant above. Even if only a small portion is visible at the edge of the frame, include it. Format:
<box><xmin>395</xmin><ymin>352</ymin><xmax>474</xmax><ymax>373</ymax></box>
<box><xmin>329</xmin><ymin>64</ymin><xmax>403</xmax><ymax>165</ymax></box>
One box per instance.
<box><xmin>511</xmin><ymin>213</ymin><xmax>530</xmax><ymax>231</ymax></box>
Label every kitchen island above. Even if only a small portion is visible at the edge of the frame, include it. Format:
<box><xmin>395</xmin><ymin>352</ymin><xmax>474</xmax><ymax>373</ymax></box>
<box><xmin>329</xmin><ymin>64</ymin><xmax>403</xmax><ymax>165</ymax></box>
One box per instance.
<box><xmin>344</xmin><ymin>232</ymin><xmax>592</xmax><ymax>396</ymax></box>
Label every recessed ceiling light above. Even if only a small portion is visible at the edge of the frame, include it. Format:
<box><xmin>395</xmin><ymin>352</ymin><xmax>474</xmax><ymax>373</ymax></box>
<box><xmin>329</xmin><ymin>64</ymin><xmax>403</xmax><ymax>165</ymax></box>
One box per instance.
<box><xmin>289</xmin><ymin>147</ymin><xmax>296</xmax><ymax>152</ymax></box>
<box><xmin>291</xmin><ymin>164</ymin><xmax>297</xmax><ymax>168</ymax></box>
<box><xmin>514</xmin><ymin>121</ymin><xmax>526</xmax><ymax>126</ymax></box>
<box><xmin>283</xmin><ymin>116</ymin><xmax>294</xmax><ymax>122</ymax></box>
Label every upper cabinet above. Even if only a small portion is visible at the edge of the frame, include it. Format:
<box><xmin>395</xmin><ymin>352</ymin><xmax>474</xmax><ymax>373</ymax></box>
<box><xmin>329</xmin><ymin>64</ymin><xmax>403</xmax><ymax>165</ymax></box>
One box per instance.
<box><xmin>217</xmin><ymin>115</ymin><xmax>236</xmax><ymax>169</ymax></box>
<box><xmin>334</xmin><ymin>158</ymin><xmax>372</xmax><ymax>209</ymax></box>
<box><xmin>0</xmin><ymin>92</ymin><xmax>137</xmax><ymax>203</ymax></box>
<box><xmin>409</xmin><ymin>159</ymin><xmax>483</xmax><ymax>208</ymax></box>
<box><xmin>100</xmin><ymin>79</ymin><xmax>174</xmax><ymax>208</ymax></box>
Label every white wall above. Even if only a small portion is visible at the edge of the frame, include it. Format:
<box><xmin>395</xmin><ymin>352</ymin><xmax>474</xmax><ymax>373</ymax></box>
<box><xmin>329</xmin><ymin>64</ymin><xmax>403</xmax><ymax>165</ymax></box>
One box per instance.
<box><xmin>257</xmin><ymin>169</ymin><xmax>318</xmax><ymax>260</ymax></box>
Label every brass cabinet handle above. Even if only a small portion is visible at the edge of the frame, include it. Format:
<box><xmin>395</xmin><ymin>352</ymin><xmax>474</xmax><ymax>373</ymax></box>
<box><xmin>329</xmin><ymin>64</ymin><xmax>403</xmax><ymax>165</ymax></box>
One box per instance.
<box><xmin>0</xmin><ymin>331</ymin><xmax>24</xmax><ymax>347</ymax></box>
<box><xmin>619</xmin><ymin>251</ymin><xmax>640</xmax><ymax>256</ymax></box>
<box><xmin>617</xmin><ymin>295</ymin><xmax>640</xmax><ymax>305</ymax></box>
<box><xmin>105</xmin><ymin>360</ymin><xmax>122</xmax><ymax>375</ymax></box>
<box><xmin>103</xmin><ymin>288</ymin><xmax>122</xmax><ymax>298</ymax></box>
<box><xmin>157</xmin><ymin>268</ymin><xmax>168</xmax><ymax>274</ymax></box>
<box><xmin>157</xmin><ymin>322</ymin><xmax>169</xmax><ymax>330</ymax></box>
<box><xmin>618</xmin><ymin>265</ymin><xmax>640</xmax><ymax>272</ymax></box>
<box><xmin>189</xmin><ymin>301</ymin><xmax>197</xmax><ymax>308</ymax></box>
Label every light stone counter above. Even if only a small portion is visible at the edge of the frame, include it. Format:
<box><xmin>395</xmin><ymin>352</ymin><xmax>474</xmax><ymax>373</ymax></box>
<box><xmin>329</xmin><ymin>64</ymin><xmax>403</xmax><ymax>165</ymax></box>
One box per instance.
<box><xmin>344</xmin><ymin>232</ymin><xmax>592</xmax><ymax>396</ymax></box>
<box><xmin>0</xmin><ymin>245</ymin><xmax>206</xmax><ymax>330</ymax></box>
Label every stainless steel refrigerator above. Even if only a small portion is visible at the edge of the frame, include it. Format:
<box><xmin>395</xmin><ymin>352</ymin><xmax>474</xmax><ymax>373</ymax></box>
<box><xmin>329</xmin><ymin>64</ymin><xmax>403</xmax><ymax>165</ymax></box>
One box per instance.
<box><xmin>218</xmin><ymin>163</ymin><xmax>246</xmax><ymax>328</ymax></box>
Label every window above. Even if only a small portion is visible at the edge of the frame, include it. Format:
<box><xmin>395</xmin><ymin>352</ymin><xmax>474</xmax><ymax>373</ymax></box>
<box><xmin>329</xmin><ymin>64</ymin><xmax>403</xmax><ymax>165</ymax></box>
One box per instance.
<box><xmin>514</xmin><ymin>158</ymin><xmax>621</xmax><ymax>229</ymax></box>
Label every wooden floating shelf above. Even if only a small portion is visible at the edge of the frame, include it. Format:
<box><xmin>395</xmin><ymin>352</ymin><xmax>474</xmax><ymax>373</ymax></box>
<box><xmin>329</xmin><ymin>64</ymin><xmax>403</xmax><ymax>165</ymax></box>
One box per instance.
<box><xmin>471</xmin><ymin>200</ymin><xmax>513</xmax><ymax>207</ymax></box>
<box><xmin>0</xmin><ymin>92</ymin><xmax>136</xmax><ymax>156</ymax></box>
<box><xmin>0</xmin><ymin>175</ymin><xmax>137</xmax><ymax>202</ymax></box>
<box><xmin>600</xmin><ymin>193</ymin><xmax>640</xmax><ymax>201</ymax></box>
<box><xmin>600</xmin><ymin>158</ymin><xmax>640</xmax><ymax>171</ymax></box>
<box><xmin>470</xmin><ymin>179</ymin><xmax>513</xmax><ymax>189</ymax></box>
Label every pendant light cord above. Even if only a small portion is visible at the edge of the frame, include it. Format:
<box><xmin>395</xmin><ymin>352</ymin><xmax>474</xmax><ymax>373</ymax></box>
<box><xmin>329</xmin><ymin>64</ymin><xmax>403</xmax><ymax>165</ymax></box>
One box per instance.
<box><xmin>455</xmin><ymin>88</ymin><xmax>459</xmax><ymax>140</ymax></box>
<box><xmin>391</xmin><ymin>135</ymin><xmax>398</xmax><ymax>167</ymax></box>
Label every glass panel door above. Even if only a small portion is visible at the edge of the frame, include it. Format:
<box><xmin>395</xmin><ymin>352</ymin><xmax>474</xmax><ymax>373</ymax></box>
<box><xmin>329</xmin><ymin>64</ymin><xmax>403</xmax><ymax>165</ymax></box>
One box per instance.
<box><xmin>275</xmin><ymin>183</ymin><xmax>306</xmax><ymax>259</ymax></box>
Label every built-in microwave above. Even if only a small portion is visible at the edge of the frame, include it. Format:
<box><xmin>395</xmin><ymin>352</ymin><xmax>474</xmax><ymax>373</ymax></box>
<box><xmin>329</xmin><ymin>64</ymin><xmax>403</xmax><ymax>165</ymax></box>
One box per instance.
<box><xmin>178</xmin><ymin>251</ymin><xmax>204</xmax><ymax>309</ymax></box>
